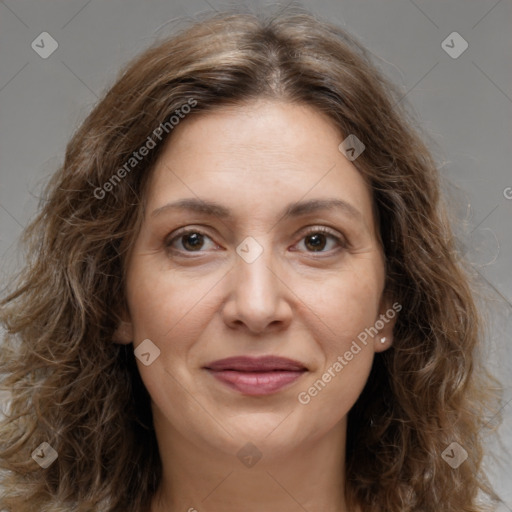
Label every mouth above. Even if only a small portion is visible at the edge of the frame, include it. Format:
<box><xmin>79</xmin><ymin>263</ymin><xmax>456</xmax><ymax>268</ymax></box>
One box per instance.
<box><xmin>203</xmin><ymin>356</ymin><xmax>308</xmax><ymax>396</ymax></box>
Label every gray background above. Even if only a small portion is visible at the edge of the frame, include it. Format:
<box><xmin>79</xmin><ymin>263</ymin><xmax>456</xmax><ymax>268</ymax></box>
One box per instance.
<box><xmin>0</xmin><ymin>0</ymin><xmax>511</xmax><ymax>506</ymax></box>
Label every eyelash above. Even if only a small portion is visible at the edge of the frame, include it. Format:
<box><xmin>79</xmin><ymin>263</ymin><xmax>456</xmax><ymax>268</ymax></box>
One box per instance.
<box><xmin>165</xmin><ymin>226</ymin><xmax>348</xmax><ymax>256</ymax></box>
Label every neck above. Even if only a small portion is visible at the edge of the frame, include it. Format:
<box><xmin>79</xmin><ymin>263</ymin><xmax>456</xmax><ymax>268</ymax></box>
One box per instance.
<box><xmin>150</xmin><ymin>413</ymin><xmax>352</xmax><ymax>512</ymax></box>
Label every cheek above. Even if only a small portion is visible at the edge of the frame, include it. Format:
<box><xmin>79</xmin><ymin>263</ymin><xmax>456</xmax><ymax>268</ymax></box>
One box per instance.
<box><xmin>124</xmin><ymin>258</ymin><xmax>221</xmax><ymax>395</ymax></box>
<box><xmin>298</xmin><ymin>262</ymin><xmax>382</xmax><ymax>345</ymax></box>
<box><xmin>294</xmin><ymin>265</ymin><xmax>381</xmax><ymax>411</ymax></box>
<box><xmin>297</xmin><ymin>293</ymin><xmax>377</xmax><ymax>422</ymax></box>
<box><xmin>125</xmin><ymin>257</ymin><xmax>216</xmax><ymax>342</ymax></box>
<box><xmin>297</xmin><ymin>342</ymin><xmax>373</xmax><ymax>433</ymax></box>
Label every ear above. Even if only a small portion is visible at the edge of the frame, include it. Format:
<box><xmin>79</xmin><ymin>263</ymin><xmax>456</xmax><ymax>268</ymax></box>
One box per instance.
<box><xmin>112</xmin><ymin>308</ymin><xmax>134</xmax><ymax>345</ymax></box>
<box><xmin>374</xmin><ymin>295</ymin><xmax>401</xmax><ymax>353</ymax></box>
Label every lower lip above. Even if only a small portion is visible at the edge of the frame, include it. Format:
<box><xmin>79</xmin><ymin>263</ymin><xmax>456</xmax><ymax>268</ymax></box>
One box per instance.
<box><xmin>206</xmin><ymin>369</ymin><xmax>306</xmax><ymax>395</ymax></box>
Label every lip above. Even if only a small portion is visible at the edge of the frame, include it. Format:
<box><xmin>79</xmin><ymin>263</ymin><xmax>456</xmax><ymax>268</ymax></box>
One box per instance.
<box><xmin>204</xmin><ymin>355</ymin><xmax>307</xmax><ymax>372</ymax></box>
<box><xmin>203</xmin><ymin>356</ymin><xmax>308</xmax><ymax>396</ymax></box>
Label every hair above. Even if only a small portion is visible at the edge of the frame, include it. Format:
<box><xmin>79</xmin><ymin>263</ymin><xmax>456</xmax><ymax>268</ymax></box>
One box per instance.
<box><xmin>0</xmin><ymin>6</ymin><xmax>502</xmax><ymax>512</ymax></box>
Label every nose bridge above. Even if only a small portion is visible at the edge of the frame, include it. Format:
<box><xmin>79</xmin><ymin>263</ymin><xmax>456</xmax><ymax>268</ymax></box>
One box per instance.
<box><xmin>235</xmin><ymin>234</ymin><xmax>278</xmax><ymax>304</ymax></box>
<box><xmin>224</xmin><ymin>234</ymin><xmax>289</xmax><ymax>332</ymax></box>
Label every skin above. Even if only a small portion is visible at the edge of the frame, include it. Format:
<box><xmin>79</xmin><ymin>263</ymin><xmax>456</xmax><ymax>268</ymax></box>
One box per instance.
<box><xmin>114</xmin><ymin>99</ymin><xmax>396</xmax><ymax>512</ymax></box>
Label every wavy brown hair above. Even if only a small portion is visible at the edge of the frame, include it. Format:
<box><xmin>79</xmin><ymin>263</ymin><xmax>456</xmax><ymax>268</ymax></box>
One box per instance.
<box><xmin>0</xmin><ymin>7</ymin><xmax>502</xmax><ymax>512</ymax></box>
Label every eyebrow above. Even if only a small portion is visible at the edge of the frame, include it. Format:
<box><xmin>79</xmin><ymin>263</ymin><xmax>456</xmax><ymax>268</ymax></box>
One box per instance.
<box><xmin>151</xmin><ymin>197</ymin><xmax>364</xmax><ymax>223</ymax></box>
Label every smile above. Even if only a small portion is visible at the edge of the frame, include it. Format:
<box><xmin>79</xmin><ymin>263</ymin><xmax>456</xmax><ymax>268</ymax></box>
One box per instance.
<box><xmin>203</xmin><ymin>355</ymin><xmax>309</xmax><ymax>396</ymax></box>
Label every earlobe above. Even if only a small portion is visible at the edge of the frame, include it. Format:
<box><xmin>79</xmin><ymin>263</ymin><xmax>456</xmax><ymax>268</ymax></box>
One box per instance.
<box><xmin>375</xmin><ymin>334</ymin><xmax>393</xmax><ymax>353</ymax></box>
<box><xmin>374</xmin><ymin>297</ymin><xmax>400</xmax><ymax>353</ymax></box>
<box><xmin>112</xmin><ymin>320</ymin><xmax>134</xmax><ymax>345</ymax></box>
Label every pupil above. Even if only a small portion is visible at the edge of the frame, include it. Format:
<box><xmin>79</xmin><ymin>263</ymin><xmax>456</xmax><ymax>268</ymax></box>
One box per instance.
<box><xmin>306</xmin><ymin>234</ymin><xmax>326</xmax><ymax>251</ymax></box>
<box><xmin>184</xmin><ymin>233</ymin><xmax>203</xmax><ymax>251</ymax></box>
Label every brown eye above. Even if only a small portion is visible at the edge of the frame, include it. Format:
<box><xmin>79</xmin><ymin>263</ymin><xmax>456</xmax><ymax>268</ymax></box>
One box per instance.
<box><xmin>181</xmin><ymin>232</ymin><xmax>205</xmax><ymax>251</ymax></box>
<box><xmin>166</xmin><ymin>229</ymin><xmax>217</xmax><ymax>253</ymax></box>
<box><xmin>304</xmin><ymin>233</ymin><xmax>328</xmax><ymax>252</ymax></box>
<box><xmin>295</xmin><ymin>227</ymin><xmax>345</xmax><ymax>254</ymax></box>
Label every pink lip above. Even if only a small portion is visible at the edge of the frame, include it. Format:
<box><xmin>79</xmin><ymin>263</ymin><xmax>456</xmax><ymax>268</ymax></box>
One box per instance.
<box><xmin>204</xmin><ymin>355</ymin><xmax>307</xmax><ymax>372</ymax></box>
<box><xmin>203</xmin><ymin>356</ymin><xmax>308</xmax><ymax>396</ymax></box>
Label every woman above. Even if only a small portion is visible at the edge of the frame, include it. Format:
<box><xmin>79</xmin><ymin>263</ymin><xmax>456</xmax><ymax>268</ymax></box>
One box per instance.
<box><xmin>0</xmin><ymin>8</ymin><xmax>501</xmax><ymax>512</ymax></box>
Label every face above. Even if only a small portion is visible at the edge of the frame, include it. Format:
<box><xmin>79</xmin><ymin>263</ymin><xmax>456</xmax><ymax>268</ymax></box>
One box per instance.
<box><xmin>114</xmin><ymin>99</ymin><xmax>395</xmax><ymax>461</ymax></box>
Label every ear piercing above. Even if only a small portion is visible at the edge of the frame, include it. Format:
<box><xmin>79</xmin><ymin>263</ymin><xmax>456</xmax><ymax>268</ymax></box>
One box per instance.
<box><xmin>380</xmin><ymin>337</ymin><xmax>387</xmax><ymax>344</ymax></box>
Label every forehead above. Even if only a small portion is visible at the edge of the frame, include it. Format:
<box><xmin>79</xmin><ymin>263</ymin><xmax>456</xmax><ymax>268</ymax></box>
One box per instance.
<box><xmin>144</xmin><ymin>99</ymin><xmax>376</xmax><ymax>233</ymax></box>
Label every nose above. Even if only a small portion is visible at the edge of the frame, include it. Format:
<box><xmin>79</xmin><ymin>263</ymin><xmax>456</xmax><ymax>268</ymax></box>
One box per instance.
<box><xmin>221</xmin><ymin>239</ymin><xmax>293</xmax><ymax>335</ymax></box>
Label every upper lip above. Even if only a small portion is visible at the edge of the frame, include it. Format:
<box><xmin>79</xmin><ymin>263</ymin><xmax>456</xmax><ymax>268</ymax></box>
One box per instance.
<box><xmin>204</xmin><ymin>356</ymin><xmax>307</xmax><ymax>372</ymax></box>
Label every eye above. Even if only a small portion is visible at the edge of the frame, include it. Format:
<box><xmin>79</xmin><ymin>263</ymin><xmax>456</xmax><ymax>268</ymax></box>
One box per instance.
<box><xmin>165</xmin><ymin>228</ymin><xmax>218</xmax><ymax>253</ymax></box>
<box><xmin>293</xmin><ymin>226</ymin><xmax>346</xmax><ymax>254</ymax></box>
<box><xmin>165</xmin><ymin>226</ymin><xmax>347</xmax><ymax>256</ymax></box>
